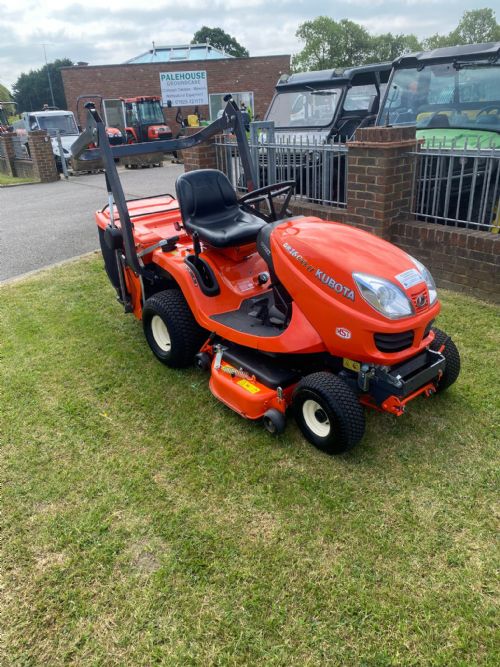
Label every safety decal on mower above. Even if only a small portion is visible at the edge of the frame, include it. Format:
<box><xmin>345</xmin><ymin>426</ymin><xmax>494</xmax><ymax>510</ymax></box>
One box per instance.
<box><xmin>237</xmin><ymin>379</ymin><xmax>261</xmax><ymax>394</ymax></box>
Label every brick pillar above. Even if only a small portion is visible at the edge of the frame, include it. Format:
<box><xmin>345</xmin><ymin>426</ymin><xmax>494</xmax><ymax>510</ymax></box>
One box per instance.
<box><xmin>346</xmin><ymin>126</ymin><xmax>418</xmax><ymax>239</ymax></box>
<box><xmin>0</xmin><ymin>133</ymin><xmax>16</xmax><ymax>176</ymax></box>
<box><xmin>27</xmin><ymin>130</ymin><xmax>59</xmax><ymax>183</ymax></box>
<box><xmin>181</xmin><ymin>127</ymin><xmax>220</xmax><ymax>173</ymax></box>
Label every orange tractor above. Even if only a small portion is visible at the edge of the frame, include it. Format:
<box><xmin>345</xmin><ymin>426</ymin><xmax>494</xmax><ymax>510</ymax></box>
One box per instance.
<box><xmin>71</xmin><ymin>96</ymin><xmax>460</xmax><ymax>455</ymax></box>
<box><xmin>121</xmin><ymin>96</ymin><xmax>172</xmax><ymax>143</ymax></box>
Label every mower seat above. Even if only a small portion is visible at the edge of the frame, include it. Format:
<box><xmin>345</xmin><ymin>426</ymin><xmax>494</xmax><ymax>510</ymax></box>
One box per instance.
<box><xmin>175</xmin><ymin>169</ymin><xmax>266</xmax><ymax>248</ymax></box>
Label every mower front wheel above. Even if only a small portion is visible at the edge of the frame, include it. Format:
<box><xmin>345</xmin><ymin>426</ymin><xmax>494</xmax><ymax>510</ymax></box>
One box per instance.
<box><xmin>293</xmin><ymin>372</ymin><xmax>365</xmax><ymax>455</ymax></box>
<box><xmin>142</xmin><ymin>290</ymin><xmax>206</xmax><ymax>368</ymax></box>
<box><xmin>430</xmin><ymin>327</ymin><xmax>461</xmax><ymax>392</ymax></box>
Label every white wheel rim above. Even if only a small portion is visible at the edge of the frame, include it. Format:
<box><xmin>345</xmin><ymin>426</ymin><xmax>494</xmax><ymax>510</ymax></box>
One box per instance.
<box><xmin>302</xmin><ymin>399</ymin><xmax>330</xmax><ymax>438</ymax></box>
<box><xmin>151</xmin><ymin>315</ymin><xmax>171</xmax><ymax>352</ymax></box>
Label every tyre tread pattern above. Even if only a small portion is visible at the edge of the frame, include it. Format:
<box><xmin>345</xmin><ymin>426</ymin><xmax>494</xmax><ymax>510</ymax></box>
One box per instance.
<box><xmin>293</xmin><ymin>372</ymin><xmax>365</xmax><ymax>454</ymax></box>
<box><xmin>430</xmin><ymin>327</ymin><xmax>460</xmax><ymax>391</ymax></box>
<box><xmin>143</xmin><ymin>290</ymin><xmax>205</xmax><ymax>368</ymax></box>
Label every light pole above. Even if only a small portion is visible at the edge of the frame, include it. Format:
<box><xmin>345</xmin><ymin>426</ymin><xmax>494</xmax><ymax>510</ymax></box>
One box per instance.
<box><xmin>41</xmin><ymin>43</ymin><xmax>56</xmax><ymax>108</ymax></box>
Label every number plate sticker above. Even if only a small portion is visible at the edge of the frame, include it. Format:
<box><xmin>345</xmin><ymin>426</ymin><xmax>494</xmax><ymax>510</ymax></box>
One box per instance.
<box><xmin>395</xmin><ymin>268</ymin><xmax>424</xmax><ymax>289</ymax></box>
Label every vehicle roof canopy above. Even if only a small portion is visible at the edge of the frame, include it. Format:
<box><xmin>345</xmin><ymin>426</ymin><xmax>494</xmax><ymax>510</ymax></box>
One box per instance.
<box><xmin>392</xmin><ymin>41</ymin><xmax>500</xmax><ymax>69</ymax></box>
<box><xmin>276</xmin><ymin>62</ymin><xmax>392</xmax><ymax>91</ymax></box>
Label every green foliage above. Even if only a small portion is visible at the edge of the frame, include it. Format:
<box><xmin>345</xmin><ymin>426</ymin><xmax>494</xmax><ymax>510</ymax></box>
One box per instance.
<box><xmin>293</xmin><ymin>17</ymin><xmax>372</xmax><ymax>71</ymax></box>
<box><xmin>12</xmin><ymin>58</ymin><xmax>74</xmax><ymax>113</ymax></box>
<box><xmin>1</xmin><ymin>255</ymin><xmax>498</xmax><ymax>664</ymax></box>
<box><xmin>191</xmin><ymin>26</ymin><xmax>249</xmax><ymax>58</ymax></box>
<box><xmin>294</xmin><ymin>8</ymin><xmax>500</xmax><ymax>72</ymax></box>
<box><xmin>0</xmin><ymin>82</ymin><xmax>13</xmax><ymax>103</ymax></box>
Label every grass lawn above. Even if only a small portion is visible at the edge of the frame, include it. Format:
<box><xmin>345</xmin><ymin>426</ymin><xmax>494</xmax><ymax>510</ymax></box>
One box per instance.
<box><xmin>1</xmin><ymin>254</ymin><xmax>498</xmax><ymax>665</ymax></box>
<box><xmin>0</xmin><ymin>172</ymin><xmax>37</xmax><ymax>186</ymax></box>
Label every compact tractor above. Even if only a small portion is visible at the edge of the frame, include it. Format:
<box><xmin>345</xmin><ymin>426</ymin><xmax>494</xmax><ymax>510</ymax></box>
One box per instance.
<box><xmin>72</xmin><ymin>97</ymin><xmax>460</xmax><ymax>455</ymax></box>
<box><xmin>121</xmin><ymin>96</ymin><xmax>172</xmax><ymax>143</ymax></box>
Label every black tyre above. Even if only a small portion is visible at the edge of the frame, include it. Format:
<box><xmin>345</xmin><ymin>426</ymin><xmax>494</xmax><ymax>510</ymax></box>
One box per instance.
<box><xmin>142</xmin><ymin>290</ymin><xmax>206</xmax><ymax>368</ymax></box>
<box><xmin>293</xmin><ymin>372</ymin><xmax>365</xmax><ymax>455</ymax></box>
<box><xmin>262</xmin><ymin>409</ymin><xmax>286</xmax><ymax>436</ymax></box>
<box><xmin>430</xmin><ymin>327</ymin><xmax>461</xmax><ymax>392</ymax></box>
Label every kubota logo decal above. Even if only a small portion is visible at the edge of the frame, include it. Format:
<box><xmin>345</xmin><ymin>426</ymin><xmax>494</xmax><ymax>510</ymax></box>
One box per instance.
<box><xmin>283</xmin><ymin>242</ymin><xmax>355</xmax><ymax>301</ymax></box>
<box><xmin>336</xmin><ymin>327</ymin><xmax>351</xmax><ymax>339</ymax></box>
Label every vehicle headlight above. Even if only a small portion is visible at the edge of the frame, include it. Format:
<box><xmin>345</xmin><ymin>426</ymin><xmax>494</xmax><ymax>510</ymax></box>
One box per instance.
<box><xmin>353</xmin><ymin>273</ymin><xmax>414</xmax><ymax>319</ymax></box>
<box><xmin>410</xmin><ymin>256</ymin><xmax>437</xmax><ymax>304</ymax></box>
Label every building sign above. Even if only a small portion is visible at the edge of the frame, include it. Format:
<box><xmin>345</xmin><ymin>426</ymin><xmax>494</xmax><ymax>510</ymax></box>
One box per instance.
<box><xmin>160</xmin><ymin>71</ymin><xmax>208</xmax><ymax>107</ymax></box>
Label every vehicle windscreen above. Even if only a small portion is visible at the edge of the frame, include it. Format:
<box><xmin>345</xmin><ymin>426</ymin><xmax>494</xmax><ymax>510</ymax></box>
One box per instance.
<box><xmin>138</xmin><ymin>101</ymin><xmax>165</xmax><ymax>124</ymax></box>
<box><xmin>266</xmin><ymin>89</ymin><xmax>340</xmax><ymax>128</ymax></box>
<box><xmin>36</xmin><ymin>114</ymin><xmax>79</xmax><ymax>135</ymax></box>
<box><xmin>379</xmin><ymin>63</ymin><xmax>500</xmax><ymax>132</ymax></box>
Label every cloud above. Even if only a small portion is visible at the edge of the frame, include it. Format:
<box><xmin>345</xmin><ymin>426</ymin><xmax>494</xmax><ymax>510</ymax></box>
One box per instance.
<box><xmin>0</xmin><ymin>0</ymin><xmax>494</xmax><ymax>90</ymax></box>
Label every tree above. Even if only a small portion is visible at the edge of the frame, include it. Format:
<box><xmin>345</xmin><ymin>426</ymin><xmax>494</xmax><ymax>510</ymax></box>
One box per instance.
<box><xmin>423</xmin><ymin>8</ymin><xmax>500</xmax><ymax>49</ymax></box>
<box><xmin>192</xmin><ymin>27</ymin><xmax>249</xmax><ymax>58</ymax></box>
<box><xmin>0</xmin><ymin>83</ymin><xmax>12</xmax><ymax>103</ymax></box>
<box><xmin>452</xmin><ymin>8</ymin><xmax>500</xmax><ymax>44</ymax></box>
<box><xmin>292</xmin><ymin>17</ymin><xmax>371</xmax><ymax>71</ymax></box>
<box><xmin>12</xmin><ymin>58</ymin><xmax>73</xmax><ymax>113</ymax></box>
<box><xmin>369</xmin><ymin>33</ymin><xmax>421</xmax><ymax>63</ymax></box>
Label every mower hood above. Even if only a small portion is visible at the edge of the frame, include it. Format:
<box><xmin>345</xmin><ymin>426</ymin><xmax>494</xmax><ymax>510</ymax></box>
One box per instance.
<box><xmin>267</xmin><ymin>217</ymin><xmax>439</xmax><ymax>360</ymax></box>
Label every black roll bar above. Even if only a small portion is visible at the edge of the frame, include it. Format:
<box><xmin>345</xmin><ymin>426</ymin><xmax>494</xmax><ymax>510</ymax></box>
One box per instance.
<box><xmin>71</xmin><ymin>97</ymin><xmax>257</xmax><ymax>278</ymax></box>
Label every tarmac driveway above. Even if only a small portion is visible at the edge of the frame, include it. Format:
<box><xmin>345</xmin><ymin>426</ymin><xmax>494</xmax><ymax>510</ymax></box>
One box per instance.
<box><xmin>0</xmin><ymin>163</ymin><xmax>183</xmax><ymax>282</ymax></box>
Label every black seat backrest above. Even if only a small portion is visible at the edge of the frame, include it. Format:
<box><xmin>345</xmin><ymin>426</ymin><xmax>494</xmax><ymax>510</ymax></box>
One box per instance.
<box><xmin>176</xmin><ymin>169</ymin><xmax>238</xmax><ymax>234</ymax></box>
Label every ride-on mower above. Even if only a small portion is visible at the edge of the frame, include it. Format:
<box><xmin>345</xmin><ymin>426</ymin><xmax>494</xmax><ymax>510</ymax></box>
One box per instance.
<box><xmin>72</xmin><ymin>96</ymin><xmax>460</xmax><ymax>454</ymax></box>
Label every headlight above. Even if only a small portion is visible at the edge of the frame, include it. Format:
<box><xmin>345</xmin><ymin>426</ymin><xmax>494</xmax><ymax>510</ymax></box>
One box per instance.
<box><xmin>410</xmin><ymin>257</ymin><xmax>437</xmax><ymax>304</ymax></box>
<box><xmin>353</xmin><ymin>273</ymin><xmax>414</xmax><ymax>319</ymax></box>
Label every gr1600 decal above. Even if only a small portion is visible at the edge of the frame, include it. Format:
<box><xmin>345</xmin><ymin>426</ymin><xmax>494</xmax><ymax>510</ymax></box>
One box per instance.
<box><xmin>283</xmin><ymin>242</ymin><xmax>355</xmax><ymax>301</ymax></box>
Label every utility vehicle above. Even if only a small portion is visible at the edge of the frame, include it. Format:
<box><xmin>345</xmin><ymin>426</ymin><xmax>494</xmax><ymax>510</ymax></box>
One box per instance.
<box><xmin>13</xmin><ymin>108</ymin><xmax>80</xmax><ymax>168</ymax></box>
<box><xmin>376</xmin><ymin>42</ymin><xmax>500</xmax><ymax>230</ymax></box>
<box><xmin>72</xmin><ymin>97</ymin><xmax>460</xmax><ymax>455</ymax></box>
<box><xmin>254</xmin><ymin>63</ymin><xmax>391</xmax><ymax>202</ymax></box>
<box><xmin>265</xmin><ymin>63</ymin><xmax>392</xmax><ymax>143</ymax></box>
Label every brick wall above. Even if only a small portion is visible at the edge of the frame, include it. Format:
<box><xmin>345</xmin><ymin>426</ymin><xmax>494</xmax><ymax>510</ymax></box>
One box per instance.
<box><xmin>61</xmin><ymin>55</ymin><xmax>290</xmax><ymax>134</ymax></box>
<box><xmin>392</xmin><ymin>221</ymin><xmax>499</xmax><ymax>303</ymax></box>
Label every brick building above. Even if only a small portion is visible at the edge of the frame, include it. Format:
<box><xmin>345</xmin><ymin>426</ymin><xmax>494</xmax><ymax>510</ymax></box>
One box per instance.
<box><xmin>61</xmin><ymin>53</ymin><xmax>290</xmax><ymax>133</ymax></box>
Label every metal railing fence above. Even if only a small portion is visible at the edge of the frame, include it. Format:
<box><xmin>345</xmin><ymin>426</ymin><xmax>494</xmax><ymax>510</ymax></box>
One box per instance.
<box><xmin>411</xmin><ymin>136</ymin><xmax>500</xmax><ymax>232</ymax></box>
<box><xmin>215</xmin><ymin>122</ymin><xmax>348</xmax><ymax>208</ymax></box>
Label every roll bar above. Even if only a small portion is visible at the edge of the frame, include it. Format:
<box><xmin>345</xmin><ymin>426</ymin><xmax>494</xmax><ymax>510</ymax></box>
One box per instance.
<box><xmin>71</xmin><ymin>96</ymin><xmax>256</xmax><ymax>278</ymax></box>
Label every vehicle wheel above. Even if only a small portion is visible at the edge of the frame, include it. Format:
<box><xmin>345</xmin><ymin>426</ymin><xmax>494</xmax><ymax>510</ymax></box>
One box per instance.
<box><xmin>142</xmin><ymin>290</ymin><xmax>206</xmax><ymax>368</ymax></box>
<box><xmin>262</xmin><ymin>409</ymin><xmax>286</xmax><ymax>435</ymax></box>
<box><xmin>430</xmin><ymin>327</ymin><xmax>460</xmax><ymax>391</ymax></box>
<box><xmin>293</xmin><ymin>372</ymin><xmax>365</xmax><ymax>455</ymax></box>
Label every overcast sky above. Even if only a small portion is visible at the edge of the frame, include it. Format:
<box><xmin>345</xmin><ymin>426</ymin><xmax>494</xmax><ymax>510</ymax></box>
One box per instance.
<box><xmin>0</xmin><ymin>0</ymin><xmax>495</xmax><ymax>90</ymax></box>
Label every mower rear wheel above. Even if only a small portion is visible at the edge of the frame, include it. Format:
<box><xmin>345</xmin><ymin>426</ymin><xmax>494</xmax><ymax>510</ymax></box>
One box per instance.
<box><xmin>142</xmin><ymin>290</ymin><xmax>206</xmax><ymax>368</ymax></box>
<box><xmin>293</xmin><ymin>372</ymin><xmax>365</xmax><ymax>455</ymax></box>
<box><xmin>430</xmin><ymin>327</ymin><xmax>461</xmax><ymax>392</ymax></box>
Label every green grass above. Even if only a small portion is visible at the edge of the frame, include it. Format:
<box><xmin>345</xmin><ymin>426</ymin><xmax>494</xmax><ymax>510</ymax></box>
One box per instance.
<box><xmin>1</xmin><ymin>255</ymin><xmax>499</xmax><ymax>666</ymax></box>
<box><xmin>0</xmin><ymin>172</ymin><xmax>37</xmax><ymax>186</ymax></box>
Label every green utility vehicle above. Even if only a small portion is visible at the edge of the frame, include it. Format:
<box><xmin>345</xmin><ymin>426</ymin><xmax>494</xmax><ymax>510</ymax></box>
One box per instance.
<box><xmin>376</xmin><ymin>42</ymin><xmax>500</xmax><ymax>230</ymax></box>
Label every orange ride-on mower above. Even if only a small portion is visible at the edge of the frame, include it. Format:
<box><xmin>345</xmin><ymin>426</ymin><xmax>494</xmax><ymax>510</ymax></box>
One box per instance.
<box><xmin>71</xmin><ymin>96</ymin><xmax>460</xmax><ymax>455</ymax></box>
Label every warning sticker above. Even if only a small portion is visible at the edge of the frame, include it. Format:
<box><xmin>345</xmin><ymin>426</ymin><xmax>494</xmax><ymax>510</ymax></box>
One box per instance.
<box><xmin>395</xmin><ymin>268</ymin><xmax>424</xmax><ymax>289</ymax></box>
<box><xmin>237</xmin><ymin>379</ymin><xmax>261</xmax><ymax>394</ymax></box>
<box><xmin>343</xmin><ymin>358</ymin><xmax>361</xmax><ymax>372</ymax></box>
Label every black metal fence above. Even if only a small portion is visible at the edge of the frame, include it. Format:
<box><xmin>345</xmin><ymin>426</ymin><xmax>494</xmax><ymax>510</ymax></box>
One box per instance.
<box><xmin>411</xmin><ymin>138</ymin><xmax>500</xmax><ymax>233</ymax></box>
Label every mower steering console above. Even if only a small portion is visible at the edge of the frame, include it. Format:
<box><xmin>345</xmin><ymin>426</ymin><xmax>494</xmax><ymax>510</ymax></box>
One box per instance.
<box><xmin>239</xmin><ymin>181</ymin><xmax>296</xmax><ymax>223</ymax></box>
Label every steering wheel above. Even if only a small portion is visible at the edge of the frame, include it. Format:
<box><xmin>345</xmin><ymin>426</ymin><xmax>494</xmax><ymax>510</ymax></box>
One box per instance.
<box><xmin>238</xmin><ymin>181</ymin><xmax>296</xmax><ymax>223</ymax></box>
<box><xmin>476</xmin><ymin>104</ymin><xmax>500</xmax><ymax>118</ymax></box>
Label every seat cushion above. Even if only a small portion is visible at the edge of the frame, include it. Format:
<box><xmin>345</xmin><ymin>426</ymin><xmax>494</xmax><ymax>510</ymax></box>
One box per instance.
<box><xmin>176</xmin><ymin>169</ymin><xmax>266</xmax><ymax>248</ymax></box>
